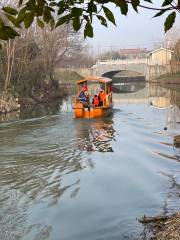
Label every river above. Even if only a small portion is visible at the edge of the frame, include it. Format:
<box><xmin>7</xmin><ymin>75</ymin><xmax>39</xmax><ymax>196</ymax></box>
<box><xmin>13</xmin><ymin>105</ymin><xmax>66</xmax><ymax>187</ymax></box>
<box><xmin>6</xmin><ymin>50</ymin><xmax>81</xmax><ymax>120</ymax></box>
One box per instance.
<box><xmin>0</xmin><ymin>83</ymin><xmax>180</xmax><ymax>240</ymax></box>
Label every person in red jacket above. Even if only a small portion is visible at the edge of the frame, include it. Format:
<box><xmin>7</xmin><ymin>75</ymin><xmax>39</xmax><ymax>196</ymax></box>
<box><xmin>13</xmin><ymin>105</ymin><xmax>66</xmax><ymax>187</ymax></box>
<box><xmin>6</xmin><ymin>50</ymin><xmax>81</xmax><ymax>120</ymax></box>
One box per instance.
<box><xmin>92</xmin><ymin>94</ymin><xmax>99</xmax><ymax>107</ymax></box>
<box><xmin>98</xmin><ymin>89</ymin><xmax>106</xmax><ymax>106</ymax></box>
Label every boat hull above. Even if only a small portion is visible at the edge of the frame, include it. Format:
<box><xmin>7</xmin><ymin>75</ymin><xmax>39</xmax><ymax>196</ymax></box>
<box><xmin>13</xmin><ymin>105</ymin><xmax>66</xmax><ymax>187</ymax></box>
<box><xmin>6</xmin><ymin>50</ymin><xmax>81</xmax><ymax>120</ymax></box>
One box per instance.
<box><xmin>74</xmin><ymin>104</ymin><xmax>112</xmax><ymax>118</ymax></box>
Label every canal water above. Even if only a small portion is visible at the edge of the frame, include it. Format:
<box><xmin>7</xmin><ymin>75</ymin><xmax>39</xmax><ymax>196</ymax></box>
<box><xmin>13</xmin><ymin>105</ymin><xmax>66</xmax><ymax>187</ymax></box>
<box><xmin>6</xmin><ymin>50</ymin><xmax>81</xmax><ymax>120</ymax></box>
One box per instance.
<box><xmin>0</xmin><ymin>83</ymin><xmax>180</xmax><ymax>240</ymax></box>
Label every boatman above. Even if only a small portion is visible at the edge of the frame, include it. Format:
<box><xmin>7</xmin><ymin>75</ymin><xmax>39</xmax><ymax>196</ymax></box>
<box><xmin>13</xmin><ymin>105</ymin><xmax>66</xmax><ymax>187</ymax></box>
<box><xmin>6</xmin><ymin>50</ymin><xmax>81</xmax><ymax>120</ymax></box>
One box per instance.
<box><xmin>78</xmin><ymin>85</ymin><xmax>89</xmax><ymax>108</ymax></box>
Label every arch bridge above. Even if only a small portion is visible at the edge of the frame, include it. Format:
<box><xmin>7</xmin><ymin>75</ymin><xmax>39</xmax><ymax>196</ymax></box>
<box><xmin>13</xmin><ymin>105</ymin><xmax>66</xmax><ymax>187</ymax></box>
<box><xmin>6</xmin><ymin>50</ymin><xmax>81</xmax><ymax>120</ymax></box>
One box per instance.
<box><xmin>91</xmin><ymin>59</ymin><xmax>169</xmax><ymax>81</ymax></box>
<box><xmin>58</xmin><ymin>58</ymin><xmax>170</xmax><ymax>81</ymax></box>
<box><xmin>94</xmin><ymin>59</ymin><xmax>147</xmax><ymax>78</ymax></box>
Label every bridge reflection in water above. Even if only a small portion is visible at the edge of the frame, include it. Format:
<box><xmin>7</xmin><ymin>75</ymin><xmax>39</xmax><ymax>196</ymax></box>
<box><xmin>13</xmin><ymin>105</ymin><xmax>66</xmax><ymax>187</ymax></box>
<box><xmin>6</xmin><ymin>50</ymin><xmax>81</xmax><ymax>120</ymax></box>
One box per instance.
<box><xmin>113</xmin><ymin>82</ymin><xmax>180</xmax><ymax>129</ymax></box>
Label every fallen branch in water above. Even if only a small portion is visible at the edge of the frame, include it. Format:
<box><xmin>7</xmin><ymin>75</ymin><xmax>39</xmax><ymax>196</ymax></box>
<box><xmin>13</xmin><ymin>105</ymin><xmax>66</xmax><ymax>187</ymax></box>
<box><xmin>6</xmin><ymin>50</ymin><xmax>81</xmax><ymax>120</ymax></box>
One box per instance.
<box><xmin>138</xmin><ymin>215</ymin><xmax>168</xmax><ymax>224</ymax></box>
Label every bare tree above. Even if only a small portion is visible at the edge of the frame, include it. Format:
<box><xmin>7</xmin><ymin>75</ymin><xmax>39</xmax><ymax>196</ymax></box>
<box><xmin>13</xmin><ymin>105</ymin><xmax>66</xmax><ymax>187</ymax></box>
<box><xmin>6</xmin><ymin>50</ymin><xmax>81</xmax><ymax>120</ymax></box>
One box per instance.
<box><xmin>3</xmin><ymin>39</ymin><xmax>16</xmax><ymax>90</ymax></box>
<box><xmin>0</xmin><ymin>0</ymin><xmax>87</xmax><ymax>102</ymax></box>
<box><xmin>37</xmin><ymin>25</ymin><xmax>68</xmax><ymax>81</ymax></box>
<box><xmin>165</xmin><ymin>25</ymin><xmax>180</xmax><ymax>73</ymax></box>
<box><xmin>36</xmin><ymin>24</ymin><xmax>83</xmax><ymax>80</ymax></box>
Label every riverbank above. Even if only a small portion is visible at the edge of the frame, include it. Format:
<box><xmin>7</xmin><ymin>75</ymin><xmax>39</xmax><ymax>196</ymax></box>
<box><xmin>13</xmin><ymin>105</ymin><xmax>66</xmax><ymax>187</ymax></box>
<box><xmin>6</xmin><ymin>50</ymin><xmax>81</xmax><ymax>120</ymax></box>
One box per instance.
<box><xmin>0</xmin><ymin>69</ymin><xmax>83</xmax><ymax>115</ymax></box>
<box><xmin>140</xmin><ymin>212</ymin><xmax>180</xmax><ymax>240</ymax></box>
<box><xmin>18</xmin><ymin>70</ymin><xmax>82</xmax><ymax>109</ymax></box>
<box><xmin>18</xmin><ymin>80</ymin><xmax>67</xmax><ymax>107</ymax></box>
<box><xmin>0</xmin><ymin>80</ymin><xmax>68</xmax><ymax>115</ymax></box>
<box><xmin>140</xmin><ymin>135</ymin><xmax>180</xmax><ymax>239</ymax></box>
<box><xmin>150</xmin><ymin>72</ymin><xmax>180</xmax><ymax>84</ymax></box>
<box><xmin>55</xmin><ymin>69</ymin><xmax>82</xmax><ymax>85</ymax></box>
<box><xmin>154</xmin><ymin>212</ymin><xmax>180</xmax><ymax>240</ymax></box>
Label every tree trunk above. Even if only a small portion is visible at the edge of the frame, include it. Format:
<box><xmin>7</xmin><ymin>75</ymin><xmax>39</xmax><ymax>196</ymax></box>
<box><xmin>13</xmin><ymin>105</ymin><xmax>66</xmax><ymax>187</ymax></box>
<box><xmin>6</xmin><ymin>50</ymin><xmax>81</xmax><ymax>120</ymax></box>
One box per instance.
<box><xmin>4</xmin><ymin>40</ymin><xmax>16</xmax><ymax>90</ymax></box>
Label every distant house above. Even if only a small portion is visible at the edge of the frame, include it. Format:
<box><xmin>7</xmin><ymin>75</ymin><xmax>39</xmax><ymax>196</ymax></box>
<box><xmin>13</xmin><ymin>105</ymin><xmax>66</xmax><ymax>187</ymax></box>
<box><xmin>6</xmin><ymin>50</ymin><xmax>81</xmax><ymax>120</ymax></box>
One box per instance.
<box><xmin>118</xmin><ymin>48</ymin><xmax>147</xmax><ymax>59</ymax></box>
<box><xmin>148</xmin><ymin>47</ymin><xmax>174</xmax><ymax>64</ymax></box>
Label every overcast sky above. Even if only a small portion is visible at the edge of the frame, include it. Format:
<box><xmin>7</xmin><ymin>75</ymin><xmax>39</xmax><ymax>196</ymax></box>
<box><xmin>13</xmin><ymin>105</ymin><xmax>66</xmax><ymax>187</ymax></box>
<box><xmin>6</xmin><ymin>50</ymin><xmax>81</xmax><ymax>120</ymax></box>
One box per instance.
<box><xmin>87</xmin><ymin>3</ymin><xmax>180</xmax><ymax>51</ymax></box>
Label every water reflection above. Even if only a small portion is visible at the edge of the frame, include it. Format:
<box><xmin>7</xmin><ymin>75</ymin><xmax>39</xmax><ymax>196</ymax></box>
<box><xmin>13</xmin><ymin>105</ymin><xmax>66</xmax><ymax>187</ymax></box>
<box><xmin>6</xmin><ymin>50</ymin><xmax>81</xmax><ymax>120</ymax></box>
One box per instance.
<box><xmin>113</xmin><ymin>81</ymin><xmax>145</xmax><ymax>93</ymax></box>
<box><xmin>148</xmin><ymin>84</ymin><xmax>180</xmax><ymax>129</ymax></box>
<box><xmin>0</xmin><ymin>142</ymin><xmax>84</xmax><ymax>204</ymax></box>
<box><xmin>0</xmin><ymin>100</ymin><xmax>62</xmax><ymax>122</ymax></box>
<box><xmin>0</xmin><ymin>113</ymin><xmax>89</xmax><ymax>239</ymax></box>
<box><xmin>0</xmin><ymin>111</ymin><xmax>116</xmax><ymax>239</ymax></box>
<box><xmin>113</xmin><ymin>82</ymin><xmax>180</xmax><ymax>129</ymax></box>
<box><xmin>75</xmin><ymin>116</ymin><xmax>116</xmax><ymax>152</ymax></box>
<box><xmin>60</xmin><ymin>97</ymin><xmax>73</xmax><ymax>113</ymax></box>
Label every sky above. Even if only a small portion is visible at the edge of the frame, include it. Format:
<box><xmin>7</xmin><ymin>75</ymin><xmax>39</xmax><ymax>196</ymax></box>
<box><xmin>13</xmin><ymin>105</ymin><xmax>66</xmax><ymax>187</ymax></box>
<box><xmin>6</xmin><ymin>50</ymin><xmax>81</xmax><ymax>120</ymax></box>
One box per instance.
<box><xmin>87</xmin><ymin>2</ymin><xmax>180</xmax><ymax>52</ymax></box>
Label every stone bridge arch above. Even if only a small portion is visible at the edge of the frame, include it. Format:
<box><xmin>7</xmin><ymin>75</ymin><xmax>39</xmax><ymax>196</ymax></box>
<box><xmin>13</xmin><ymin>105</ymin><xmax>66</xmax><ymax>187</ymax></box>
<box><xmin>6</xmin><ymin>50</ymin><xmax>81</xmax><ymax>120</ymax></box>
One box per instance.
<box><xmin>101</xmin><ymin>70</ymin><xmax>145</xmax><ymax>82</ymax></box>
<box><xmin>93</xmin><ymin>60</ymin><xmax>147</xmax><ymax>78</ymax></box>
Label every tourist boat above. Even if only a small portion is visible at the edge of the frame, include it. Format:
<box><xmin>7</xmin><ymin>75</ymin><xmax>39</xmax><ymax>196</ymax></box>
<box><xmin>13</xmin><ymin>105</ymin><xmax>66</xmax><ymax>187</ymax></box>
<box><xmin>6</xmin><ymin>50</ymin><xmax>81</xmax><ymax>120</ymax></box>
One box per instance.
<box><xmin>73</xmin><ymin>76</ymin><xmax>113</xmax><ymax>118</ymax></box>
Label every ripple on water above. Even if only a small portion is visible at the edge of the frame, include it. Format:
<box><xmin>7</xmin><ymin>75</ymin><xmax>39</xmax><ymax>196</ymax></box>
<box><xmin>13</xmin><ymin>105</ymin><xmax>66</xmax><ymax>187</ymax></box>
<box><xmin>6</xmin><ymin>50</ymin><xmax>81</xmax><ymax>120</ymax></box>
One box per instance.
<box><xmin>0</xmin><ymin>99</ymin><xmax>180</xmax><ymax>240</ymax></box>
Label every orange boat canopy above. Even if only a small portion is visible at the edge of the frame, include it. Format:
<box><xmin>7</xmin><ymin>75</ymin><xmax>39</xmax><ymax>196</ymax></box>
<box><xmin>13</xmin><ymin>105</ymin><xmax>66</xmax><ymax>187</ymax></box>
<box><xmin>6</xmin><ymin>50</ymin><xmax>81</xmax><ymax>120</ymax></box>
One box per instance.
<box><xmin>77</xmin><ymin>76</ymin><xmax>112</xmax><ymax>85</ymax></box>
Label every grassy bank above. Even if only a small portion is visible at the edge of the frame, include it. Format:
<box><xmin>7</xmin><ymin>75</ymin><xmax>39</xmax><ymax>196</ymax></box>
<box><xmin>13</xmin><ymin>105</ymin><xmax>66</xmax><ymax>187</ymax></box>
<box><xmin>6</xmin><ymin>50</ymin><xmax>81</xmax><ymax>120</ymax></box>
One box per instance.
<box><xmin>55</xmin><ymin>69</ymin><xmax>82</xmax><ymax>85</ymax></box>
<box><xmin>152</xmin><ymin>72</ymin><xmax>180</xmax><ymax>84</ymax></box>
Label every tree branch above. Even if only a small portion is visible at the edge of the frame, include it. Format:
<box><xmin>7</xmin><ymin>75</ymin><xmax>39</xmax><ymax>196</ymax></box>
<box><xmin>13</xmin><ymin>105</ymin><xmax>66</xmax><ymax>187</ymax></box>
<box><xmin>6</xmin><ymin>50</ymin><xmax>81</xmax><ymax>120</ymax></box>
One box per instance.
<box><xmin>125</xmin><ymin>0</ymin><xmax>176</xmax><ymax>11</ymax></box>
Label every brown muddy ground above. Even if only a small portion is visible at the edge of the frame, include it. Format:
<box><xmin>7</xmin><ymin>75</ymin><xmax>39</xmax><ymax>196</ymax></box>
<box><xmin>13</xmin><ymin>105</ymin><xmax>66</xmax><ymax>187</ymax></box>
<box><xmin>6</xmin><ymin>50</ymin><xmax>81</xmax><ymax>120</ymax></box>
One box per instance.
<box><xmin>140</xmin><ymin>212</ymin><xmax>180</xmax><ymax>240</ymax></box>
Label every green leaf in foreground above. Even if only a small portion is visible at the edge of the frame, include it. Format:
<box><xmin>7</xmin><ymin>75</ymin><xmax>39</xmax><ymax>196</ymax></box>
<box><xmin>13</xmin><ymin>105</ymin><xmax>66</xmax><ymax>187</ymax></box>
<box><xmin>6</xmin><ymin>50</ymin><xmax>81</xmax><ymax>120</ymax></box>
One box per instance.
<box><xmin>43</xmin><ymin>7</ymin><xmax>52</xmax><ymax>23</ymax></box>
<box><xmin>4</xmin><ymin>26</ymin><xmax>20</xmax><ymax>38</ymax></box>
<box><xmin>0</xmin><ymin>26</ymin><xmax>20</xmax><ymax>40</ymax></box>
<box><xmin>24</xmin><ymin>12</ymin><xmax>34</xmax><ymax>28</ymax></box>
<box><xmin>56</xmin><ymin>15</ymin><xmax>70</xmax><ymax>27</ymax></box>
<box><xmin>97</xmin><ymin>15</ymin><xmax>107</xmax><ymax>27</ymax></box>
<box><xmin>5</xmin><ymin>15</ymin><xmax>21</xmax><ymax>28</ymax></box>
<box><xmin>84</xmin><ymin>21</ymin><xmax>93</xmax><ymax>38</ymax></box>
<box><xmin>153</xmin><ymin>9</ymin><xmax>166</xmax><ymax>18</ymax></box>
<box><xmin>0</xmin><ymin>17</ymin><xmax>4</xmax><ymax>29</ymax></box>
<box><xmin>164</xmin><ymin>11</ymin><xmax>176</xmax><ymax>32</ymax></box>
<box><xmin>0</xmin><ymin>31</ymin><xmax>9</xmax><ymax>40</ymax></box>
<box><xmin>73</xmin><ymin>16</ymin><xmax>81</xmax><ymax>31</ymax></box>
<box><xmin>103</xmin><ymin>6</ymin><xmax>116</xmax><ymax>26</ymax></box>
<box><xmin>131</xmin><ymin>0</ymin><xmax>140</xmax><ymax>12</ymax></box>
<box><xmin>3</xmin><ymin>7</ymin><xmax>18</xmax><ymax>16</ymax></box>
<box><xmin>116</xmin><ymin>0</ymin><xmax>128</xmax><ymax>15</ymax></box>
<box><xmin>162</xmin><ymin>0</ymin><xmax>173</xmax><ymax>7</ymax></box>
<box><xmin>37</xmin><ymin>18</ymin><xmax>44</xmax><ymax>28</ymax></box>
<box><xmin>16</xmin><ymin>8</ymin><xmax>27</xmax><ymax>25</ymax></box>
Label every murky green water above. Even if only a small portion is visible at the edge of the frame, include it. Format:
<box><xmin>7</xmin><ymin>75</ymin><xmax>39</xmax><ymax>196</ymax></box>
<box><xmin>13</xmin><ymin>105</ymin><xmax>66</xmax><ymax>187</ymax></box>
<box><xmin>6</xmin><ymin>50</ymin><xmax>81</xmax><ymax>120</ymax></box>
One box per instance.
<box><xmin>0</xmin><ymin>83</ymin><xmax>180</xmax><ymax>240</ymax></box>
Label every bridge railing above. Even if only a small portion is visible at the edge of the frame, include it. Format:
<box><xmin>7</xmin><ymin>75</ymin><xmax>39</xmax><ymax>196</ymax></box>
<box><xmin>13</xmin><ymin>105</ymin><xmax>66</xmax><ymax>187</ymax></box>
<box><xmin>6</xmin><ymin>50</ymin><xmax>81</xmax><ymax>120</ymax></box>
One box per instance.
<box><xmin>96</xmin><ymin>59</ymin><xmax>148</xmax><ymax>65</ymax></box>
<box><xmin>95</xmin><ymin>59</ymin><xmax>171</xmax><ymax>66</ymax></box>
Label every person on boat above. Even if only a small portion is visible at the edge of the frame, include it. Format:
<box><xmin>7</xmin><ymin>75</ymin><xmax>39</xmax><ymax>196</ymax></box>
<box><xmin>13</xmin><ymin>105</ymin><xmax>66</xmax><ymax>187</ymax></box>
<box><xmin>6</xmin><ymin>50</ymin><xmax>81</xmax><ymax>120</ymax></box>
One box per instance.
<box><xmin>108</xmin><ymin>84</ymin><xmax>112</xmax><ymax>92</ymax></box>
<box><xmin>98</xmin><ymin>89</ymin><xmax>106</xmax><ymax>106</ymax></box>
<box><xmin>78</xmin><ymin>85</ymin><xmax>89</xmax><ymax>107</ymax></box>
<box><xmin>92</xmin><ymin>94</ymin><xmax>99</xmax><ymax>107</ymax></box>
